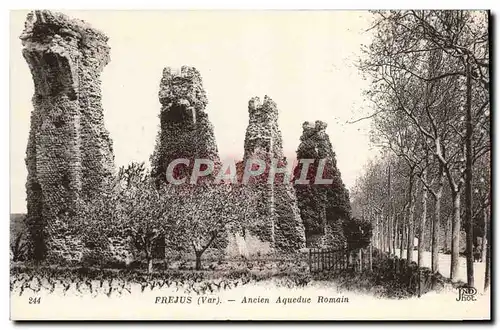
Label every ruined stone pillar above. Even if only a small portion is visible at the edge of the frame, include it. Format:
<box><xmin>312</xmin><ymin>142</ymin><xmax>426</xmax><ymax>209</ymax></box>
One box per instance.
<box><xmin>295</xmin><ymin>120</ymin><xmax>351</xmax><ymax>248</ymax></box>
<box><xmin>21</xmin><ymin>10</ymin><xmax>115</xmax><ymax>261</ymax></box>
<box><xmin>149</xmin><ymin>66</ymin><xmax>221</xmax><ymax>258</ymax></box>
<box><xmin>150</xmin><ymin>66</ymin><xmax>220</xmax><ymax>185</ymax></box>
<box><xmin>242</xmin><ymin>96</ymin><xmax>305</xmax><ymax>253</ymax></box>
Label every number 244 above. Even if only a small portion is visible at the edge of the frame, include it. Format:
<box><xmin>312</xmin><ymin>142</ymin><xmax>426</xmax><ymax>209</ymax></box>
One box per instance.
<box><xmin>29</xmin><ymin>297</ymin><xmax>41</xmax><ymax>304</ymax></box>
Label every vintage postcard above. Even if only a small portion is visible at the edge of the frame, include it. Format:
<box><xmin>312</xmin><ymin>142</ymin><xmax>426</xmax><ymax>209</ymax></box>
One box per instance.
<box><xmin>9</xmin><ymin>9</ymin><xmax>491</xmax><ymax>320</ymax></box>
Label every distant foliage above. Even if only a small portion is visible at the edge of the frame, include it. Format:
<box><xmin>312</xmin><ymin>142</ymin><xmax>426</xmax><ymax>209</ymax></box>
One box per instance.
<box><xmin>10</xmin><ymin>214</ymin><xmax>29</xmax><ymax>262</ymax></box>
<box><xmin>343</xmin><ymin>217</ymin><xmax>373</xmax><ymax>251</ymax></box>
<box><xmin>11</xmin><ymin>232</ymin><xmax>28</xmax><ymax>262</ymax></box>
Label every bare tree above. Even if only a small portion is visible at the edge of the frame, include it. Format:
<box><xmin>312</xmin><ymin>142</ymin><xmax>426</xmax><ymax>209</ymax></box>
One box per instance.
<box><xmin>359</xmin><ymin>11</ymin><xmax>489</xmax><ymax>284</ymax></box>
<box><xmin>169</xmin><ymin>183</ymin><xmax>257</xmax><ymax>270</ymax></box>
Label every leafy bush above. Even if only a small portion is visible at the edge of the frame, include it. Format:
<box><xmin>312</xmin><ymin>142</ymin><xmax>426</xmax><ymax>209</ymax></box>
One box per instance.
<box><xmin>342</xmin><ymin>217</ymin><xmax>373</xmax><ymax>251</ymax></box>
<box><xmin>10</xmin><ymin>232</ymin><xmax>28</xmax><ymax>262</ymax></box>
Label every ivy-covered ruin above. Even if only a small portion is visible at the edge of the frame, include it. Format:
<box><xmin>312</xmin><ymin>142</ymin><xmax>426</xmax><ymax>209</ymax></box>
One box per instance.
<box><xmin>150</xmin><ymin>66</ymin><xmax>220</xmax><ymax>186</ymax></box>
<box><xmin>20</xmin><ymin>11</ymin><xmax>346</xmax><ymax>263</ymax></box>
<box><xmin>237</xmin><ymin>96</ymin><xmax>306</xmax><ymax>253</ymax></box>
<box><xmin>21</xmin><ymin>10</ymin><xmax>115</xmax><ymax>262</ymax></box>
<box><xmin>295</xmin><ymin>121</ymin><xmax>351</xmax><ymax>248</ymax></box>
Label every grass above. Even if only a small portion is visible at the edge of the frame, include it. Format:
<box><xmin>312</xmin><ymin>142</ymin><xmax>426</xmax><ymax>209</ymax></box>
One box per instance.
<box><xmin>11</xmin><ymin>248</ymin><xmax>458</xmax><ymax>299</ymax></box>
<box><xmin>10</xmin><ymin>262</ymin><xmax>314</xmax><ymax>297</ymax></box>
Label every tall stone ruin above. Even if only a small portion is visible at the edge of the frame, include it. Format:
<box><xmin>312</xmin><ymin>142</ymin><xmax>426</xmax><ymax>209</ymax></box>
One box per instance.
<box><xmin>150</xmin><ymin>66</ymin><xmax>222</xmax><ymax>258</ymax></box>
<box><xmin>150</xmin><ymin>66</ymin><xmax>220</xmax><ymax>185</ymax></box>
<box><xmin>232</xmin><ymin>96</ymin><xmax>305</xmax><ymax>255</ymax></box>
<box><xmin>295</xmin><ymin>121</ymin><xmax>351</xmax><ymax>248</ymax></box>
<box><xmin>21</xmin><ymin>10</ymin><xmax>115</xmax><ymax>261</ymax></box>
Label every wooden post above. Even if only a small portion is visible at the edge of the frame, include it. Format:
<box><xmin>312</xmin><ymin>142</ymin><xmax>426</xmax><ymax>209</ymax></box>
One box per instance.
<box><xmin>313</xmin><ymin>248</ymin><xmax>316</xmax><ymax>272</ymax></box>
<box><xmin>311</xmin><ymin>249</ymin><xmax>315</xmax><ymax>272</ymax></box>
<box><xmin>327</xmin><ymin>249</ymin><xmax>329</xmax><ymax>270</ymax></box>
<box><xmin>332</xmin><ymin>249</ymin><xmax>334</xmax><ymax>270</ymax></box>
<box><xmin>330</xmin><ymin>249</ymin><xmax>333</xmax><ymax>270</ymax></box>
<box><xmin>319</xmin><ymin>249</ymin><xmax>322</xmax><ymax>271</ymax></box>
<box><xmin>418</xmin><ymin>269</ymin><xmax>422</xmax><ymax>298</ymax></box>
<box><xmin>325</xmin><ymin>249</ymin><xmax>328</xmax><ymax>270</ymax></box>
<box><xmin>359</xmin><ymin>249</ymin><xmax>363</xmax><ymax>272</ymax></box>
<box><xmin>313</xmin><ymin>249</ymin><xmax>316</xmax><ymax>272</ymax></box>
<box><xmin>369</xmin><ymin>244</ymin><xmax>373</xmax><ymax>272</ymax></box>
<box><xmin>317</xmin><ymin>249</ymin><xmax>320</xmax><ymax>272</ymax></box>
<box><xmin>309</xmin><ymin>248</ymin><xmax>312</xmax><ymax>272</ymax></box>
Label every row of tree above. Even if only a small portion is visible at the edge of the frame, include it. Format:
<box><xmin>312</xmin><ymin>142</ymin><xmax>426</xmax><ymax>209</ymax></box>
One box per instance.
<box><xmin>75</xmin><ymin>160</ymin><xmax>368</xmax><ymax>273</ymax></box>
<box><xmin>352</xmin><ymin>10</ymin><xmax>490</xmax><ymax>290</ymax></box>
<box><xmin>77</xmin><ymin>162</ymin><xmax>257</xmax><ymax>272</ymax></box>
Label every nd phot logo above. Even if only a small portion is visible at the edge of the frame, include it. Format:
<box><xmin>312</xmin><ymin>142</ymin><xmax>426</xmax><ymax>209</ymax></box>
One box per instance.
<box><xmin>456</xmin><ymin>287</ymin><xmax>477</xmax><ymax>302</ymax></box>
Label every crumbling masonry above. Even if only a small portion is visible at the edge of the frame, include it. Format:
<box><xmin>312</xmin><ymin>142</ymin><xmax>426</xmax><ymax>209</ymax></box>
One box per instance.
<box><xmin>21</xmin><ymin>11</ymin><xmax>115</xmax><ymax>261</ymax></box>
<box><xmin>20</xmin><ymin>11</ymin><xmax>307</xmax><ymax>262</ymax></box>
<box><xmin>150</xmin><ymin>66</ymin><xmax>220</xmax><ymax>185</ymax></box>
<box><xmin>149</xmin><ymin>66</ymin><xmax>222</xmax><ymax>258</ymax></box>
<box><xmin>232</xmin><ymin>96</ymin><xmax>306</xmax><ymax>254</ymax></box>
<box><xmin>295</xmin><ymin>121</ymin><xmax>351</xmax><ymax>248</ymax></box>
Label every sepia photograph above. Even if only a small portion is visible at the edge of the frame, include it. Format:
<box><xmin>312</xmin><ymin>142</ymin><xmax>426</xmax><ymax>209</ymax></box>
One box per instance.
<box><xmin>8</xmin><ymin>8</ymin><xmax>491</xmax><ymax>321</ymax></box>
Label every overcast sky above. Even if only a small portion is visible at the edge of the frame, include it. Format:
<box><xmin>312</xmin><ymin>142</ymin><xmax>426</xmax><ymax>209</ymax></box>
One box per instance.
<box><xmin>10</xmin><ymin>10</ymin><xmax>378</xmax><ymax>213</ymax></box>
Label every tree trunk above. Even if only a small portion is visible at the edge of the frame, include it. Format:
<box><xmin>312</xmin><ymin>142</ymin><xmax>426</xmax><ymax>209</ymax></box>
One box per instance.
<box><xmin>383</xmin><ymin>215</ymin><xmax>387</xmax><ymax>253</ymax></box>
<box><xmin>383</xmin><ymin>211</ymin><xmax>387</xmax><ymax>252</ymax></box>
<box><xmin>369</xmin><ymin>244</ymin><xmax>373</xmax><ymax>271</ymax></box>
<box><xmin>464</xmin><ymin>60</ymin><xmax>474</xmax><ymax>288</ymax></box>
<box><xmin>195</xmin><ymin>251</ymin><xmax>202</xmax><ymax>270</ymax></box>
<box><xmin>385</xmin><ymin>212</ymin><xmax>389</xmax><ymax>253</ymax></box>
<box><xmin>400</xmin><ymin>217</ymin><xmax>404</xmax><ymax>259</ymax></box>
<box><xmin>148</xmin><ymin>257</ymin><xmax>153</xmax><ymax>274</ymax></box>
<box><xmin>419</xmin><ymin>176</ymin><xmax>428</xmax><ymax>269</ymax></box>
<box><xmin>450</xmin><ymin>191</ymin><xmax>461</xmax><ymax>281</ymax></box>
<box><xmin>406</xmin><ymin>175</ymin><xmax>415</xmax><ymax>263</ymax></box>
<box><xmin>387</xmin><ymin>163</ymin><xmax>392</xmax><ymax>255</ymax></box>
<box><xmin>481</xmin><ymin>207</ymin><xmax>488</xmax><ymax>262</ymax></box>
<box><xmin>431</xmin><ymin>192</ymin><xmax>442</xmax><ymax>273</ymax></box>
<box><xmin>145</xmin><ymin>246</ymin><xmax>153</xmax><ymax>274</ymax></box>
<box><xmin>484</xmin><ymin>210</ymin><xmax>490</xmax><ymax>291</ymax></box>
<box><xmin>393</xmin><ymin>213</ymin><xmax>398</xmax><ymax>255</ymax></box>
<box><xmin>379</xmin><ymin>216</ymin><xmax>383</xmax><ymax>252</ymax></box>
<box><xmin>434</xmin><ymin>164</ymin><xmax>445</xmax><ymax>274</ymax></box>
<box><xmin>444</xmin><ymin>215</ymin><xmax>450</xmax><ymax>252</ymax></box>
<box><xmin>388</xmin><ymin>214</ymin><xmax>393</xmax><ymax>255</ymax></box>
